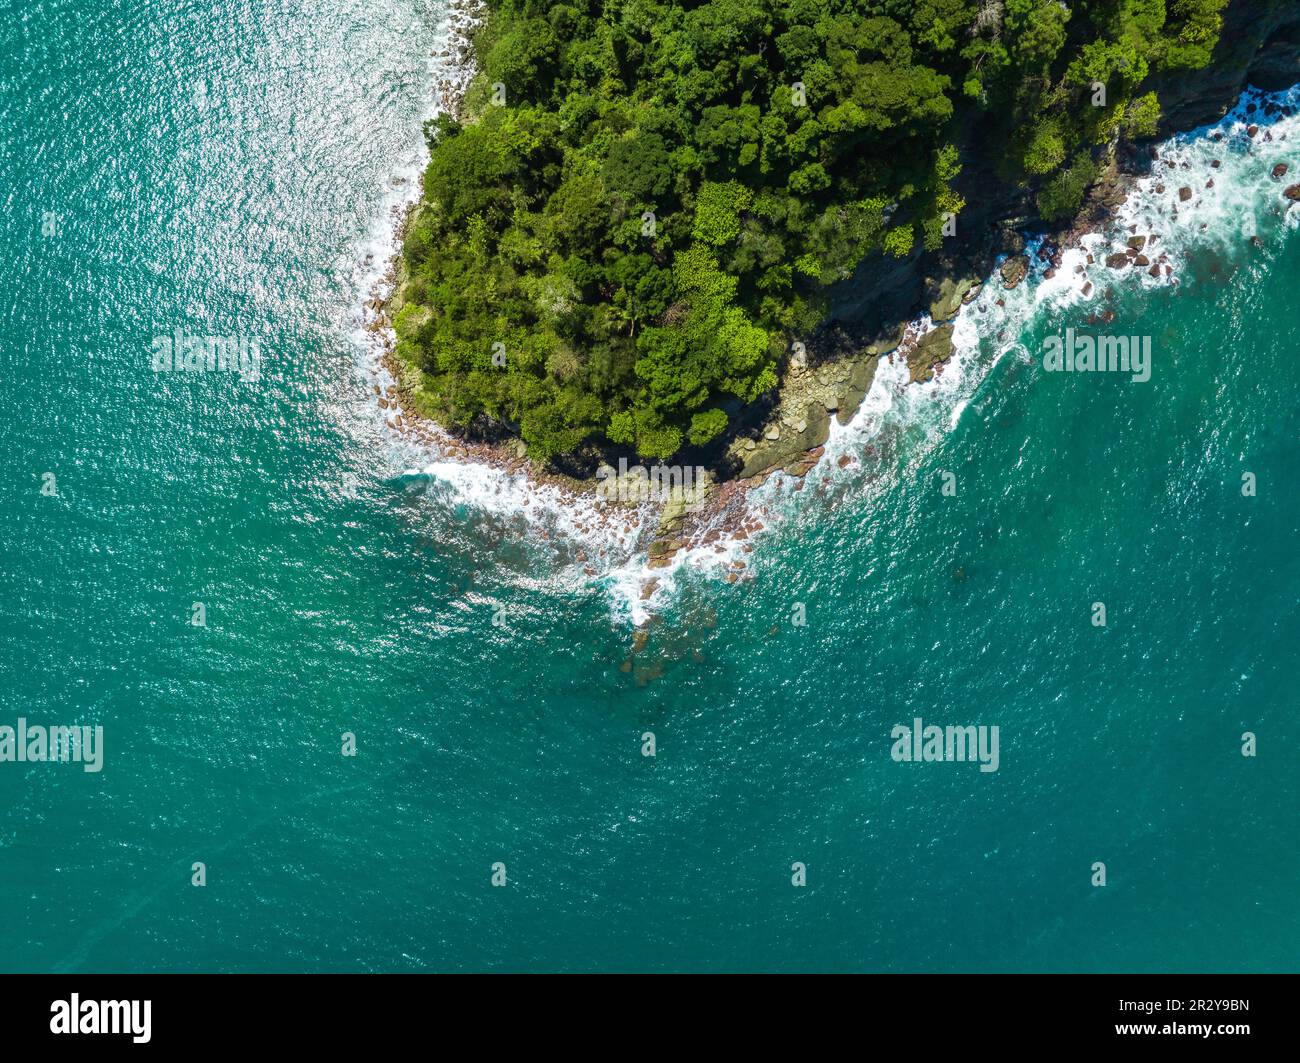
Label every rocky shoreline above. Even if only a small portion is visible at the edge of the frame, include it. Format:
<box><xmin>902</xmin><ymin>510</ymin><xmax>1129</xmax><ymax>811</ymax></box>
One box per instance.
<box><xmin>366</xmin><ymin>0</ymin><xmax>1300</xmax><ymax>590</ymax></box>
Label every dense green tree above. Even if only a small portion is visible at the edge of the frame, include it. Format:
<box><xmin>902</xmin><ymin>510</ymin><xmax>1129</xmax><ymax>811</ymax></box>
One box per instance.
<box><xmin>395</xmin><ymin>0</ymin><xmax>1225</xmax><ymax>462</ymax></box>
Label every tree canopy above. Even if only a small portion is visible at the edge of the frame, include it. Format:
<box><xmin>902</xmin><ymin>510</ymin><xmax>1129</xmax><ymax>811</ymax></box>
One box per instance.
<box><xmin>396</xmin><ymin>0</ymin><xmax>1227</xmax><ymax>461</ymax></box>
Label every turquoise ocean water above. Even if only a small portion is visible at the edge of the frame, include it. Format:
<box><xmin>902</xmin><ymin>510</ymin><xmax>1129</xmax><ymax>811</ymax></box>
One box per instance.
<box><xmin>1</xmin><ymin>0</ymin><xmax>1297</xmax><ymax>972</ymax></box>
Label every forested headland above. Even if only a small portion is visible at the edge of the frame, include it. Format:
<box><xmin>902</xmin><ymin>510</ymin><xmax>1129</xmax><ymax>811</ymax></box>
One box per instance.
<box><xmin>391</xmin><ymin>0</ymin><xmax>1231</xmax><ymax>464</ymax></box>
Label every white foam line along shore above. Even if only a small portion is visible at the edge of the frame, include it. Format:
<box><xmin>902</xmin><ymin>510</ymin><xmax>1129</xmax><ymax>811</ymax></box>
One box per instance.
<box><xmin>352</xmin><ymin>68</ymin><xmax>1300</xmax><ymax>627</ymax></box>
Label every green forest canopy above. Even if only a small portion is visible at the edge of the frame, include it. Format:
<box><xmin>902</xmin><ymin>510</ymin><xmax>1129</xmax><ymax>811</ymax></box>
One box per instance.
<box><xmin>394</xmin><ymin>0</ymin><xmax>1227</xmax><ymax>461</ymax></box>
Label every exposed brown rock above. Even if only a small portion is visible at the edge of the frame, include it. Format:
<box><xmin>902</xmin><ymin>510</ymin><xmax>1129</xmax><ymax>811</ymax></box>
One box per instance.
<box><xmin>999</xmin><ymin>255</ymin><xmax>1029</xmax><ymax>289</ymax></box>
<box><xmin>906</xmin><ymin>324</ymin><xmax>956</xmax><ymax>384</ymax></box>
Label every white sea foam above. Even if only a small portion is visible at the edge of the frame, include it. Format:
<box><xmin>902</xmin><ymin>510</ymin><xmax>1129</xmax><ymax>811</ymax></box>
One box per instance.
<box><xmin>347</xmin><ymin>0</ymin><xmax>484</xmax><ymax>380</ymax></box>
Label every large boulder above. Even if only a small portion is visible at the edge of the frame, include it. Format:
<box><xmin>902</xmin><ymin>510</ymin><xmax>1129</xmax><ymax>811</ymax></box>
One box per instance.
<box><xmin>999</xmin><ymin>256</ymin><xmax>1029</xmax><ymax>290</ymax></box>
<box><xmin>929</xmin><ymin>275</ymin><xmax>981</xmax><ymax>322</ymax></box>
<box><xmin>906</xmin><ymin>324</ymin><xmax>956</xmax><ymax>384</ymax></box>
<box><xmin>836</xmin><ymin>356</ymin><xmax>879</xmax><ymax>426</ymax></box>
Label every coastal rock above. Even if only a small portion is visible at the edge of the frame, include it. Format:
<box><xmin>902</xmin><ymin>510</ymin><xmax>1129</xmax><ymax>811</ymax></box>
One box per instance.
<box><xmin>1272</xmin><ymin>163</ymin><xmax>1289</xmax><ymax>179</ymax></box>
<box><xmin>738</xmin><ymin>398</ymin><xmax>831</xmax><ymax>479</ymax></box>
<box><xmin>864</xmin><ymin>322</ymin><xmax>908</xmax><ymax>358</ymax></box>
<box><xmin>1105</xmin><ymin>253</ymin><xmax>1130</xmax><ymax>269</ymax></box>
<box><xmin>1178</xmin><ymin>186</ymin><xmax>1193</xmax><ymax>201</ymax></box>
<box><xmin>655</xmin><ymin>474</ymin><xmax>714</xmax><ymax>539</ymax></box>
<box><xmin>835</xmin><ymin>355</ymin><xmax>878</xmax><ymax>426</ymax></box>
<box><xmin>929</xmin><ymin>276</ymin><xmax>980</xmax><ymax>322</ymax></box>
<box><xmin>1284</xmin><ymin>184</ymin><xmax>1300</xmax><ymax>201</ymax></box>
<box><xmin>906</xmin><ymin>324</ymin><xmax>955</xmax><ymax>384</ymax></box>
<box><xmin>999</xmin><ymin>256</ymin><xmax>1029</xmax><ymax>290</ymax></box>
<box><xmin>1127</xmin><ymin>235</ymin><xmax>1147</xmax><ymax>251</ymax></box>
